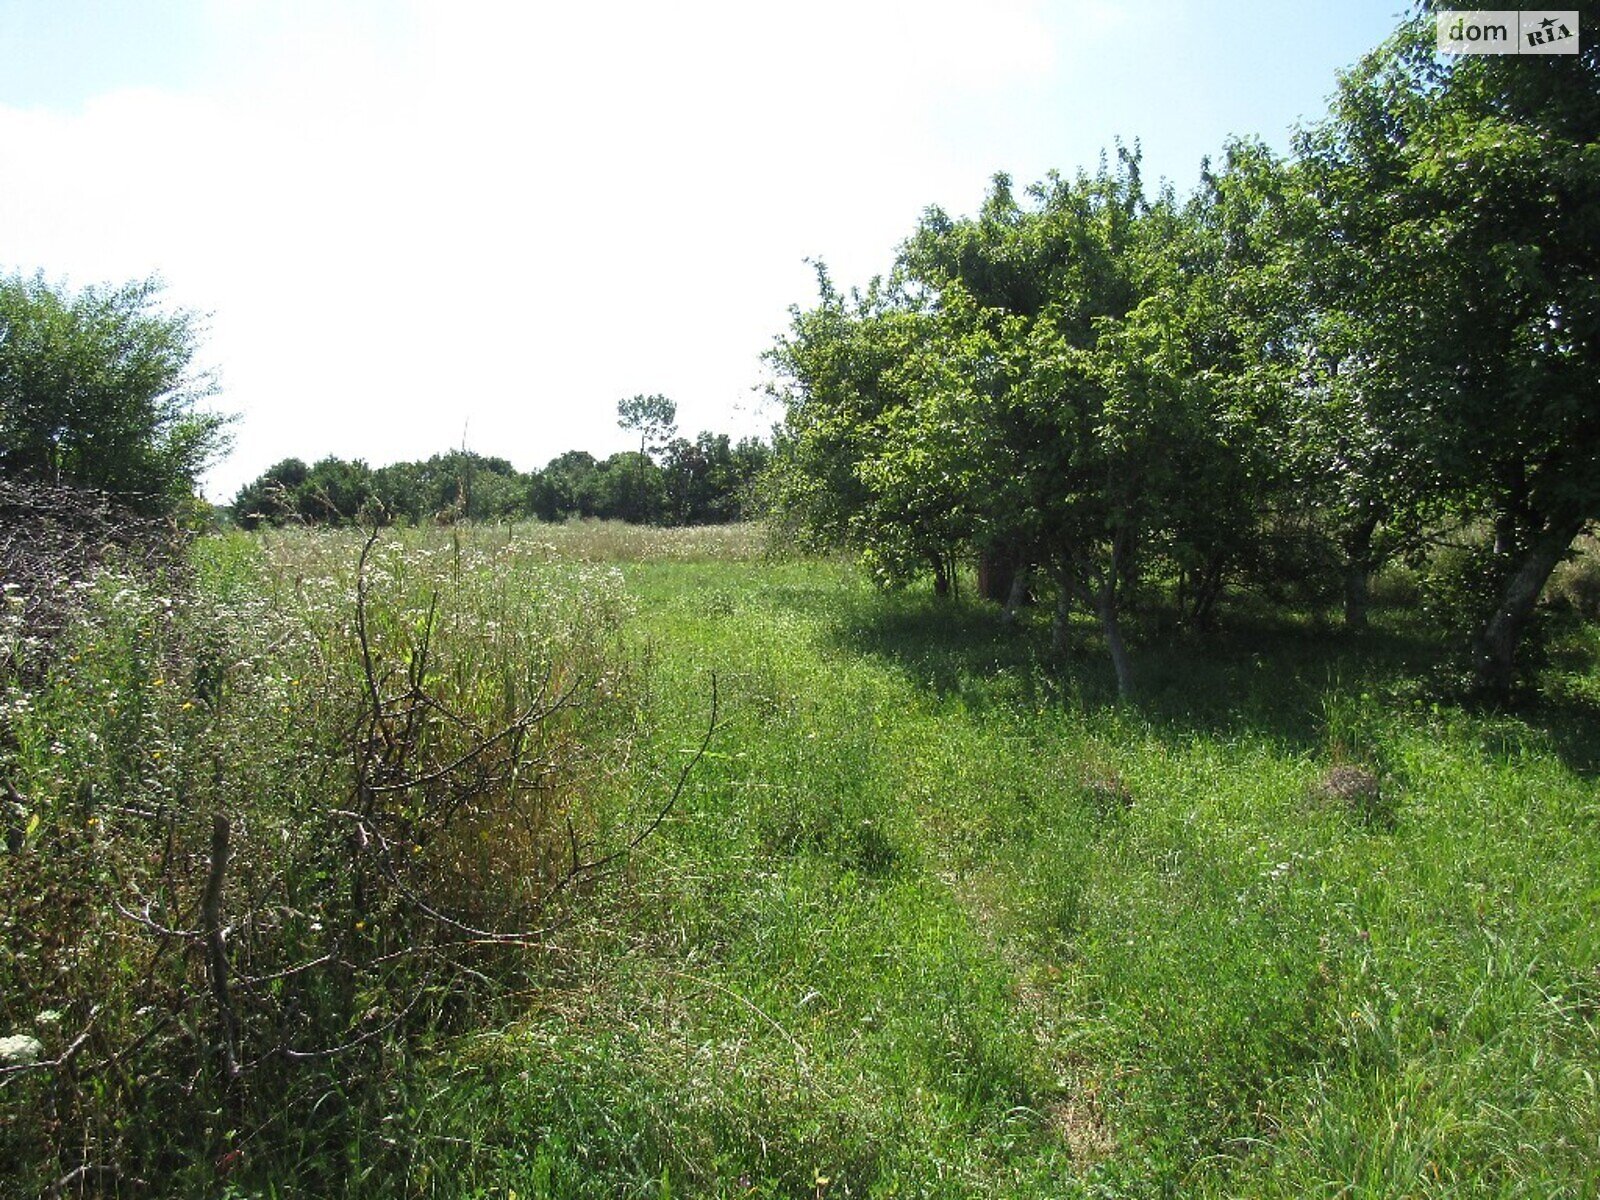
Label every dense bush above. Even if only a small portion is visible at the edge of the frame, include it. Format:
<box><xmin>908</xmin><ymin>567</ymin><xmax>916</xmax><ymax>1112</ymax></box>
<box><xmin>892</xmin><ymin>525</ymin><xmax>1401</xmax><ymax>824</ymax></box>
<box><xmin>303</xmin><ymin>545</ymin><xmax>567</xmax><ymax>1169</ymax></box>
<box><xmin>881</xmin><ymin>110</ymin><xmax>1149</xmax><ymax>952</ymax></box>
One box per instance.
<box><xmin>0</xmin><ymin>273</ymin><xmax>230</xmax><ymax>519</ymax></box>
<box><xmin>1546</xmin><ymin>536</ymin><xmax>1600</xmax><ymax>622</ymax></box>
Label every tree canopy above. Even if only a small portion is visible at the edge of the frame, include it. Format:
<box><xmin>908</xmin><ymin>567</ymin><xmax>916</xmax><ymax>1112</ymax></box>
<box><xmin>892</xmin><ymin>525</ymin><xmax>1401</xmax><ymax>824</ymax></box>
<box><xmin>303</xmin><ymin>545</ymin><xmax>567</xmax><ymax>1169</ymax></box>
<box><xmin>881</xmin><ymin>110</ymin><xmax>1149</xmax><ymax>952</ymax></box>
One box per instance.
<box><xmin>616</xmin><ymin>393</ymin><xmax>679</xmax><ymax>459</ymax></box>
<box><xmin>0</xmin><ymin>273</ymin><xmax>230</xmax><ymax>517</ymax></box>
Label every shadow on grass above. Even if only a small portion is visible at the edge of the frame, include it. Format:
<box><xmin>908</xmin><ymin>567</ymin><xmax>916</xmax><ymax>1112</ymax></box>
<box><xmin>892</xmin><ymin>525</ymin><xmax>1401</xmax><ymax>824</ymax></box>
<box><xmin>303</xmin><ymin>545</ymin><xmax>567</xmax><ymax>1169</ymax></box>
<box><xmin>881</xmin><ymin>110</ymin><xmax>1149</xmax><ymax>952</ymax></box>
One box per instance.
<box><xmin>817</xmin><ymin>585</ymin><xmax>1600</xmax><ymax>773</ymax></box>
<box><xmin>1529</xmin><ymin>700</ymin><xmax>1600</xmax><ymax>775</ymax></box>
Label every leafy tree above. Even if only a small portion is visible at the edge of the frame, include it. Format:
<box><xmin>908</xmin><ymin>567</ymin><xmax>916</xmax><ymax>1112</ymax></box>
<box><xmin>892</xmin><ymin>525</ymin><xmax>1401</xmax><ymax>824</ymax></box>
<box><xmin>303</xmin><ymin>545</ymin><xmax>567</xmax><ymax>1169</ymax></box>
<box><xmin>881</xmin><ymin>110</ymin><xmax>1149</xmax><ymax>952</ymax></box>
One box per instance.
<box><xmin>0</xmin><ymin>273</ymin><xmax>230</xmax><ymax>517</ymax></box>
<box><xmin>1155</xmin><ymin>140</ymin><xmax>1380</xmax><ymax>629</ymax></box>
<box><xmin>460</xmin><ymin>469</ymin><xmax>526</xmax><ymax>523</ymax></box>
<box><xmin>232</xmin><ymin>456</ymin><xmax>372</xmax><ymax>526</ymax></box>
<box><xmin>238</xmin><ymin>450</ymin><xmax>532</xmax><ymax>527</ymax></box>
<box><xmin>662</xmin><ymin>432</ymin><xmax>772</xmax><ymax>524</ymax></box>
<box><xmin>614</xmin><ymin>394</ymin><xmax>677</xmax><ymax>524</ymax></box>
<box><xmin>299</xmin><ymin>456</ymin><xmax>374</xmax><ymax>523</ymax></box>
<box><xmin>726</xmin><ymin>436</ymin><xmax>773</xmax><ymax>517</ymax></box>
<box><xmin>772</xmin><ymin>155</ymin><xmax>1282</xmax><ymax>694</ymax></box>
<box><xmin>532</xmin><ymin>450</ymin><xmax>603</xmax><ymax>521</ymax></box>
<box><xmin>767</xmin><ymin>265</ymin><xmax>974</xmax><ymax>591</ymax></box>
<box><xmin>233</xmin><ymin>457</ymin><xmax>310</xmax><ymax>528</ymax></box>
<box><xmin>661</xmin><ymin>436</ymin><xmax>711</xmax><ymax>524</ymax></box>
<box><xmin>1119</xmin><ymin>151</ymin><xmax>1296</xmax><ymax>630</ymax></box>
<box><xmin>908</xmin><ymin>158</ymin><xmax>1251</xmax><ymax>693</ymax></box>
<box><xmin>413</xmin><ymin>450</ymin><xmax>522</xmax><ymax>522</ymax></box>
<box><xmin>1295</xmin><ymin>14</ymin><xmax>1600</xmax><ymax>690</ymax></box>
<box><xmin>596</xmin><ymin>451</ymin><xmax>665</xmax><ymax>523</ymax></box>
<box><xmin>371</xmin><ymin>459</ymin><xmax>429</xmax><ymax>524</ymax></box>
<box><xmin>616</xmin><ymin>393</ymin><xmax>678</xmax><ymax>459</ymax></box>
<box><xmin>232</xmin><ymin>432</ymin><xmax>760</xmax><ymax>530</ymax></box>
<box><xmin>1226</xmin><ymin>140</ymin><xmax>1411</xmax><ymax>629</ymax></box>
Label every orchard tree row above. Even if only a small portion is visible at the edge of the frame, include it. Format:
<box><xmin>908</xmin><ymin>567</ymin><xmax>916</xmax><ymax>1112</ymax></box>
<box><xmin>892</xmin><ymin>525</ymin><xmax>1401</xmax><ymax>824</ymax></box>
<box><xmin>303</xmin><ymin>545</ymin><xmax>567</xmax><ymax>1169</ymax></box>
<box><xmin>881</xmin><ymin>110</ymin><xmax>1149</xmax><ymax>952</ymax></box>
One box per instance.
<box><xmin>764</xmin><ymin>14</ymin><xmax>1598</xmax><ymax>698</ymax></box>
<box><xmin>232</xmin><ymin>398</ymin><xmax>769</xmax><ymax>528</ymax></box>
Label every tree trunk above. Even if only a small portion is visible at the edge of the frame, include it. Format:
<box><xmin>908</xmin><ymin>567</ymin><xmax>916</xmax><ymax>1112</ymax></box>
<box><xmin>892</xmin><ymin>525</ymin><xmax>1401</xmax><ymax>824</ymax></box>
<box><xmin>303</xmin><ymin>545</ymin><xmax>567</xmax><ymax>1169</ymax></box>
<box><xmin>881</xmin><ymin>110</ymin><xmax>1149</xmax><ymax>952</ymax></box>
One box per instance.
<box><xmin>1493</xmin><ymin>510</ymin><xmax>1519</xmax><ymax>556</ymax></box>
<box><xmin>1052</xmin><ymin>586</ymin><xmax>1072</xmax><ymax>654</ymax></box>
<box><xmin>1001</xmin><ymin>564</ymin><xmax>1031</xmax><ymax>625</ymax></box>
<box><xmin>977</xmin><ymin>548</ymin><xmax>1012</xmax><ymax>603</ymax></box>
<box><xmin>1341</xmin><ymin>513</ymin><xmax>1380</xmax><ymax>631</ymax></box>
<box><xmin>930</xmin><ymin>552</ymin><xmax>950</xmax><ymax>598</ymax></box>
<box><xmin>1185</xmin><ymin>553</ymin><xmax>1227</xmax><ymax>632</ymax></box>
<box><xmin>1343</xmin><ymin>563</ymin><xmax>1371</xmax><ymax>631</ymax></box>
<box><xmin>1058</xmin><ymin>547</ymin><xmax>1134</xmax><ymax>700</ymax></box>
<box><xmin>1093</xmin><ymin>588</ymin><xmax>1134</xmax><ymax>700</ymax></box>
<box><xmin>1471</xmin><ymin>515</ymin><xmax>1586</xmax><ymax>697</ymax></box>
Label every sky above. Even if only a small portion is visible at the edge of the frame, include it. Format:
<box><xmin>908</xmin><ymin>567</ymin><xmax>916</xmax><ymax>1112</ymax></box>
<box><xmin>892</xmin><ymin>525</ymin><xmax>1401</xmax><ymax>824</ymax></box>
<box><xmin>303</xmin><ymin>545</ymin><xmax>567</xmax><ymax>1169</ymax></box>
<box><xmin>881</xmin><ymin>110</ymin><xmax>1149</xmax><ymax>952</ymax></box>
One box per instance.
<box><xmin>0</xmin><ymin>0</ymin><xmax>1413</xmax><ymax>502</ymax></box>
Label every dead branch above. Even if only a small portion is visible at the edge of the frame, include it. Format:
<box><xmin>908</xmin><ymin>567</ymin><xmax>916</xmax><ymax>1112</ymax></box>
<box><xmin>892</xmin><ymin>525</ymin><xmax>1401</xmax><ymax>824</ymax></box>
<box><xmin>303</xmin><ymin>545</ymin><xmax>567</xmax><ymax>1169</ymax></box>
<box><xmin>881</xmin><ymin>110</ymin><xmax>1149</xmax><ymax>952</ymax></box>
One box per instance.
<box><xmin>202</xmin><ymin>813</ymin><xmax>240</xmax><ymax>1083</ymax></box>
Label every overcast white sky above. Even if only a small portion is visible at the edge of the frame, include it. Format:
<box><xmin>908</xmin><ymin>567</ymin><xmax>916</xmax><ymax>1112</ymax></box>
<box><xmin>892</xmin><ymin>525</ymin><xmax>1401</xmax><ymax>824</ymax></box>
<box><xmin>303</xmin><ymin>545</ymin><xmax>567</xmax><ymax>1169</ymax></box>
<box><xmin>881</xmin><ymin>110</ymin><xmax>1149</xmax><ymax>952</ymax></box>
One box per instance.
<box><xmin>0</xmin><ymin>0</ymin><xmax>1409</xmax><ymax>501</ymax></box>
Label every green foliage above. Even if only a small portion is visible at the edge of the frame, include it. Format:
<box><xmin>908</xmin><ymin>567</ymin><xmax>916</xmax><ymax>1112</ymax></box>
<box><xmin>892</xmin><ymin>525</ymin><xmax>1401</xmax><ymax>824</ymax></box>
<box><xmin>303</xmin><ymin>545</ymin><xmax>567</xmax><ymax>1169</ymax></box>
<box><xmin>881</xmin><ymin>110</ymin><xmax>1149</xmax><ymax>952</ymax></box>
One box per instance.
<box><xmin>769</xmin><ymin>154</ymin><xmax>1271</xmax><ymax>691</ymax></box>
<box><xmin>597</xmin><ymin>449</ymin><xmax>666</xmax><ymax>524</ymax></box>
<box><xmin>1546</xmin><ymin>536</ymin><xmax>1600</xmax><ymax>621</ymax></box>
<box><xmin>530</xmin><ymin>449</ymin><xmax>605</xmax><ymax>521</ymax></box>
<box><xmin>662</xmin><ymin>433</ymin><xmax>771</xmax><ymax>525</ymax></box>
<box><xmin>766</xmin><ymin>12</ymin><xmax>1599</xmax><ymax>691</ymax></box>
<box><xmin>1419</xmin><ymin>538</ymin><xmax>1511</xmax><ymax>640</ymax></box>
<box><xmin>1292</xmin><ymin>13</ymin><xmax>1600</xmax><ymax>686</ymax></box>
<box><xmin>0</xmin><ymin>273</ymin><xmax>231</xmax><ymax>518</ymax></box>
<box><xmin>511</xmin><ymin>550</ymin><xmax>1600</xmax><ymax>1198</ymax></box>
<box><xmin>764</xmin><ymin>263</ymin><xmax>968</xmax><ymax>581</ymax></box>
<box><xmin>9</xmin><ymin>7</ymin><xmax>1600</xmax><ymax>1197</ymax></box>
<box><xmin>234</xmin><ymin>438</ymin><xmax>769</xmax><ymax>530</ymax></box>
<box><xmin>617</xmin><ymin>393</ymin><xmax>680</xmax><ymax>459</ymax></box>
<box><xmin>234</xmin><ymin>451</ymin><xmax>532</xmax><ymax>527</ymax></box>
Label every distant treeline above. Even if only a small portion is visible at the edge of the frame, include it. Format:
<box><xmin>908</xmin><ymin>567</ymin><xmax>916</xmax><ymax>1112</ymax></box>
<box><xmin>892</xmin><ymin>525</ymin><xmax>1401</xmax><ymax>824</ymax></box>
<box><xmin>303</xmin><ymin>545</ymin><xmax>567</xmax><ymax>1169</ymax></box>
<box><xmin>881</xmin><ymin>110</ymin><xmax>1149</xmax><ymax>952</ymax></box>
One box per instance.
<box><xmin>231</xmin><ymin>434</ymin><xmax>771</xmax><ymax>528</ymax></box>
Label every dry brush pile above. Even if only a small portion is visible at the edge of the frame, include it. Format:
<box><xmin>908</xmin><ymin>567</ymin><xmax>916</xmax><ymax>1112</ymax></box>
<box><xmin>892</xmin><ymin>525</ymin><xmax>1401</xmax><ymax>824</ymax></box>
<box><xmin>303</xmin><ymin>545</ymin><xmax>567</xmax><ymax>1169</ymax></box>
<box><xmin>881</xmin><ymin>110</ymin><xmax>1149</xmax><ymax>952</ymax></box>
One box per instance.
<box><xmin>0</xmin><ymin>478</ymin><xmax>185</xmax><ymax>682</ymax></box>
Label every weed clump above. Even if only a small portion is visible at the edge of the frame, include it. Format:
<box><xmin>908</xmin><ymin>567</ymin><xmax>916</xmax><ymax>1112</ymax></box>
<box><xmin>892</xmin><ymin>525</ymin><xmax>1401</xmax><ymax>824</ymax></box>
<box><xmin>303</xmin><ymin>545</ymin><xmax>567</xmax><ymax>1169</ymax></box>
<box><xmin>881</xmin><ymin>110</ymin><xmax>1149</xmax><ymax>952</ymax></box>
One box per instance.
<box><xmin>1079</xmin><ymin>765</ymin><xmax>1133</xmax><ymax>816</ymax></box>
<box><xmin>1307</xmin><ymin>763</ymin><xmax>1394</xmax><ymax>828</ymax></box>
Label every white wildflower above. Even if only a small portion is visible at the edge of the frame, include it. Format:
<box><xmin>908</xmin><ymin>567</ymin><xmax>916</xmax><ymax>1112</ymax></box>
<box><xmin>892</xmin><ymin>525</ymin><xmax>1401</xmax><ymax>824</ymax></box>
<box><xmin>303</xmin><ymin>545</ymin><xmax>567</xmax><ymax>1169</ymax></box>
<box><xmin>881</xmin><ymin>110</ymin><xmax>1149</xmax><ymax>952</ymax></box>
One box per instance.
<box><xmin>0</xmin><ymin>1034</ymin><xmax>45</xmax><ymax>1066</ymax></box>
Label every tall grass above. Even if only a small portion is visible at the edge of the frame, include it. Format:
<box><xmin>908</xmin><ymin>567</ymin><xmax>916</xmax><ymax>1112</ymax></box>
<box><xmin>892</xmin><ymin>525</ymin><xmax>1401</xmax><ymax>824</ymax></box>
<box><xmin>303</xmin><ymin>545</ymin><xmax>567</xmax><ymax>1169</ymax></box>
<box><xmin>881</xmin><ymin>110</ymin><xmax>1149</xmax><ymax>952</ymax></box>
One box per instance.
<box><xmin>0</xmin><ymin>524</ymin><xmax>657</xmax><ymax>1196</ymax></box>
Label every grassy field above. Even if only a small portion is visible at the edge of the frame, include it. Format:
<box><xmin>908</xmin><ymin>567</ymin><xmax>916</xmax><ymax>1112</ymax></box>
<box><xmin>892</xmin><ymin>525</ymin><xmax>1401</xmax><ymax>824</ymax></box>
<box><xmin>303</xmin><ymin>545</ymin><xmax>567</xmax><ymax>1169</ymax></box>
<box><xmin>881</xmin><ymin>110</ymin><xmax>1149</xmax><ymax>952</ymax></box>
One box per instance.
<box><xmin>4</xmin><ymin>521</ymin><xmax>1599</xmax><ymax>1197</ymax></box>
